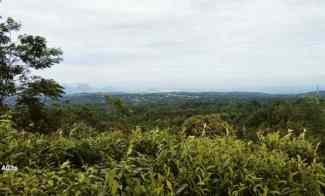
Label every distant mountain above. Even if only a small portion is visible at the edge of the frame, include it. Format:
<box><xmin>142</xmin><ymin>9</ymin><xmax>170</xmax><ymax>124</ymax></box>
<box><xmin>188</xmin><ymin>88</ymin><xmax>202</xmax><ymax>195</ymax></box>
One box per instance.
<box><xmin>63</xmin><ymin>83</ymin><xmax>119</xmax><ymax>94</ymax></box>
<box><xmin>7</xmin><ymin>90</ymin><xmax>325</xmax><ymax>106</ymax></box>
<box><xmin>298</xmin><ymin>90</ymin><xmax>325</xmax><ymax>97</ymax></box>
<box><xmin>59</xmin><ymin>91</ymin><xmax>294</xmax><ymax>105</ymax></box>
<box><xmin>63</xmin><ymin>84</ymin><xmax>94</xmax><ymax>94</ymax></box>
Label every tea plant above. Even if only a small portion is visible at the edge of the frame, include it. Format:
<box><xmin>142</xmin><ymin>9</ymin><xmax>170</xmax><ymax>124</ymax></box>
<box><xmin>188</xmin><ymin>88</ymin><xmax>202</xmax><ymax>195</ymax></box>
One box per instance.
<box><xmin>1</xmin><ymin>119</ymin><xmax>325</xmax><ymax>195</ymax></box>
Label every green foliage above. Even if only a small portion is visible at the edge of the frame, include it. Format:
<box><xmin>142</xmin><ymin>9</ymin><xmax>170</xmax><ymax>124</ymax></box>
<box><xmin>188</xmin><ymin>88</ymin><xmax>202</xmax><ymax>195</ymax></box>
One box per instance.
<box><xmin>245</xmin><ymin>99</ymin><xmax>325</xmax><ymax>134</ymax></box>
<box><xmin>0</xmin><ymin>164</ymin><xmax>104</xmax><ymax>195</ymax></box>
<box><xmin>182</xmin><ymin>114</ymin><xmax>235</xmax><ymax>137</ymax></box>
<box><xmin>106</xmin><ymin>95</ymin><xmax>132</xmax><ymax>117</ymax></box>
<box><xmin>1</xmin><ymin>120</ymin><xmax>325</xmax><ymax>195</ymax></box>
<box><xmin>0</xmin><ymin>13</ymin><xmax>63</xmax><ymax>132</ymax></box>
<box><xmin>0</xmin><ymin>16</ymin><xmax>63</xmax><ymax>106</ymax></box>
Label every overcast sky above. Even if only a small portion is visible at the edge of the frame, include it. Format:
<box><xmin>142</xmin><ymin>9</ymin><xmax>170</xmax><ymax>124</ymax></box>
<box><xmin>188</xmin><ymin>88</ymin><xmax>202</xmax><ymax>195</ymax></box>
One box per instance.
<box><xmin>1</xmin><ymin>0</ymin><xmax>325</xmax><ymax>92</ymax></box>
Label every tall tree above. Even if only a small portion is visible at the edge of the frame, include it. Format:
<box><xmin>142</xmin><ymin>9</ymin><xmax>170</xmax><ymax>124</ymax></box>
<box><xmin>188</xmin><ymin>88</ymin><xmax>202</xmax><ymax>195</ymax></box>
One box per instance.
<box><xmin>0</xmin><ymin>14</ymin><xmax>64</xmax><ymax>110</ymax></box>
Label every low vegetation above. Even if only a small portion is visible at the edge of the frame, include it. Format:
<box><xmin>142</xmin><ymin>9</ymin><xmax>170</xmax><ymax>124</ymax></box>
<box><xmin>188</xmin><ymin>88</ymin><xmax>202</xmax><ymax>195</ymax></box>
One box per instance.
<box><xmin>1</xmin><ymin>117</ymin><xmax>325</xmax><ymax>195</ymax></box>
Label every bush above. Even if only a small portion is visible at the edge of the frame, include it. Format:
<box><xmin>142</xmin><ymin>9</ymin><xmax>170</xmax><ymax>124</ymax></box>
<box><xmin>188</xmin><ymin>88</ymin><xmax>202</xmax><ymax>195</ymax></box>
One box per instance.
<box><xmin>182</xmin><ymin>114</ymin><xmax>235</xmax><ymax>137</ymax></box>
<box><xmin>1</xmin><ymin>120</ymin><xmax>325</xmax><ymax>195</ymax></box>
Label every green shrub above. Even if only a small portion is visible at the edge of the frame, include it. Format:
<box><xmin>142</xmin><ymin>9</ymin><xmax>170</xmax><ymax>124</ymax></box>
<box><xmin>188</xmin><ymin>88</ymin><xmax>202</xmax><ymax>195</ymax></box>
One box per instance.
<box><xmin>182</xmin><ymin>114</ymin><xmax>235</xmax><ymax>137</ymax></box>
<box><xmin>1</xmin><ymin>120</ymin><xmax>325</xmax><ymax>195</ymax></box>
<box><xmin>0</xmin><ymin>162</ymin><xmax>104</xmax><ymax>195</ymax></box>
<box><xmin>89</xmin><ymin>131</ymin><xmax>129</xmax><ymax>162</ymax></box>
<box><xmin>258</xmin><ymin>130</ymin><xmax>319</xmax><ymax>164</ymax></box>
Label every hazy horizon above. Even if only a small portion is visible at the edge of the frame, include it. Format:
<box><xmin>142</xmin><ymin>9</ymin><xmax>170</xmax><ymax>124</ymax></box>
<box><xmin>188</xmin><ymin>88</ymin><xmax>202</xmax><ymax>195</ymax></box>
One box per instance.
<box><xmin>1</xmin><ymin>0</ymin><xmax>325</xmax><ymax>92</ymax></box>
<box><xmin>62</xmin><ymin>82</ymin><xmax>322</xmax><ymax>94</ymax></box>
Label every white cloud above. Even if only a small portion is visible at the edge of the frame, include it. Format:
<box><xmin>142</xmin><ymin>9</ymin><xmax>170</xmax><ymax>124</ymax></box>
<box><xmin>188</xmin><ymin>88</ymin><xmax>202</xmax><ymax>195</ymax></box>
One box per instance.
<box><xmin>1</xmin><ymin>0</ymin><xmax>325</xmax><ymax>92</ymax></box>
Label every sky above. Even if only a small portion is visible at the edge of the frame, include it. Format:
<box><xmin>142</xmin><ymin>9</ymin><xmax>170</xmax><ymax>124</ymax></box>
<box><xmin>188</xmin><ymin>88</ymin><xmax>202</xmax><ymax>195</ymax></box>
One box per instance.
<box><xmin>1</xmin><ymin>0</ymin><xmax>325</xmax><ymax>93</ymax></box>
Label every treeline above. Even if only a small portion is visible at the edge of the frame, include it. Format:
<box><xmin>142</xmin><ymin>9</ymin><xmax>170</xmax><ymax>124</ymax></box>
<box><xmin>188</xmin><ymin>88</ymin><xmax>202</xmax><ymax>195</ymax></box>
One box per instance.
<box><xmin>31</xmin><ymin>95</ymin><xmax>325</xmax><ymax>136</ymax></box>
